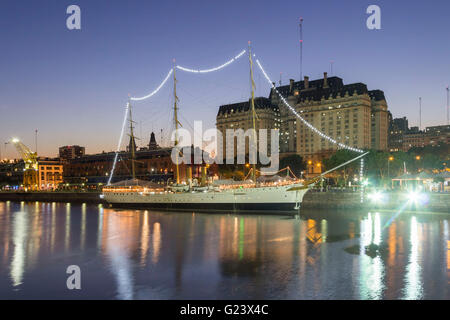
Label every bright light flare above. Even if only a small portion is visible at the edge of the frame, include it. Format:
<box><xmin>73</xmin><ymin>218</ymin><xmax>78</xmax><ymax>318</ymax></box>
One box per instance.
<box><xmin>11</xmin><ymin>138</ymin><xmax>19</xmax><ymax>143</ymax></box>
<box><xmin>368</xmin><ymin>191</ymin><xmax>385</xmax><ymax>203</ymax></box>
<box><xmin>406</xmin><ymin>191</ymin><xmax>429</xmax><ymax>206</ymax></box>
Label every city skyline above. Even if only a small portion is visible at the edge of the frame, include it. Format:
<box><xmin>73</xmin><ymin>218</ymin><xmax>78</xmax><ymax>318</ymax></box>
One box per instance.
<box><xmin>1</xmin><ymin>1</ymin><xmax>450</xmax><ymax>158</ymax></box>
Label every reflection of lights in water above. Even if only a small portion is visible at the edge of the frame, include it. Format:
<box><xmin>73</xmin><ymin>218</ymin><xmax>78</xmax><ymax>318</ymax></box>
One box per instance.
<box><xmin>239</xmin><ymin>218</ymin><xmax>244</xmax><ymax>260</ymax></box>
<box><xmin>140</xmin><ymin>211</ymin><xmax>149</xmax><ymax>266</ymax></box>
<box><xmin>232</xmin><ymin>217</ymin><xmax>238</xmax><ymax>256</ymax></box>
<box><xmin>109</xmin><ymin>246</ymin><xmax>133</xmax><ymax>300</ymax></box>
<box><xmin>97</xmin><ymin>206</ymin><xmax>104</xmax><ymax>248</ymax></box>
<box><xmin>359</xmin><ymin>212</ymin><xmax>384</xmax><ymax>300</ymax></box>
<box><xmin>349</xmin><ymin>222</ymin><xmax>355</xmax><ymax>239</ymax></box>
<box><xmin>65</xmin><ymin>203</ymin><xmax>71</xmax><ymax>252</ymax></box>
<box><xmin>306</xmin><ymin>219</ymin><xmax>322</xmax><ymax>244</ymax></box>
<box><xmin>81</xmin><ymin>203</ymin><xmax>86</xmax><ymax>250</ymax></box>
<box><xmin>321</xmin><ymin>219</ymin><xmax>327</xmax><ymax>243</ymax></box>
<box><xmin>403</xmin><ymin>216</ymin><xmax>423</xmax><ymax>300</ymax></box>
<box><xmin>152</xmin><ymin>222</ymin><xmax>161</xmax><ymax>265</ymax></box>
<box><xmin>374</xmin><ymin>212</ymin><xmax>381</xmax><ymax>245</ymax></box>
<box><xmin>299</xmin><ymin>219</ymin><xmax>307</xmax><ymax>277</ymax></box>
<box><xmin>10</xmin><ymin>211</ymin><xmax>28</xmax><ymax>287</ymax></box>
<box><xmin>388</xmin><ymin>223</ymin><xmax>397</xmax><ymax>267</ymax></box>
<box><xmin>51</xmin><ymin>203</ymin><xmax>56</xmax><ymax>253</ymax></box>
<box><xmin>320</xmin><ymin>219</ymin><xmax>328</xmax><ymax>276</ymax></box>
<box><xmin>445</xmin><ymin>221</ymin><xmax>449</xmax><ymax>272</ymax></box>
<box><xmin>104</xmin><ymin>211</ymin><xmax>135</xmax><ymax>300</ymax></box>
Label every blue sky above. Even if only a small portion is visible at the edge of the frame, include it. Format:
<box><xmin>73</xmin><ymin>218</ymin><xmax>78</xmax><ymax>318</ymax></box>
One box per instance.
<box><xmin>0</xmin><ymin>0</ymin><xmax>449</xmax><ymax>157</ymax></box>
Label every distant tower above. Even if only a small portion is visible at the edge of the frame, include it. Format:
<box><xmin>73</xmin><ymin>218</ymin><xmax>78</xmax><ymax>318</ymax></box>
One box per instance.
<box><xmin>299</xmin><ymin>17</ymin><xmax>304</xmax><ymax>80</ymax></box>
<box><xmin>148</xmin><ymin>132</ymin><xmax>159</xmax><ymax>150</ymax></box>
<box><xmin>419</xmin><ymin>97</ymin><xmax>422</xmax><ymax>130</ymax></box>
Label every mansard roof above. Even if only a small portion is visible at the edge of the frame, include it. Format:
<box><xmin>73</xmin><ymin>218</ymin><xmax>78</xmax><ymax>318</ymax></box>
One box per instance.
<box><xmin>218</xmin><ymin>97</ymin><xmax>279</xmax><ymax>116</ymax></box>
<box><xmin>269</xmin><ymin>76</ymin><xmax>386</xmax><ymax>102</ymax></box>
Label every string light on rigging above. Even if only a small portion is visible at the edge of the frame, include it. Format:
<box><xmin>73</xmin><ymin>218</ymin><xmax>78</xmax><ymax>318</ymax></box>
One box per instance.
<box><xmin>109</xmin><ymin>46</ymin><xmax>368</xmax><ymax>187</ymax></box>
<box><xmin>254</xmin><ymin>57</ymin><xmax>364</xmax><ymax>154</ymax></box>
<box><xmin>176</xmin><ymin>49</ymin><xmax>246</xmax><ymax>73</ymax></box>
<box><xmin>130</xmin><ymin>49</ymin><xmax>246</xmax><ymax>101</ymax></box>
<box><xmin>130</xmin><ymin>69</ymin><xmax>173</xmax><ymax>101</ymax></box>
<box><xmin>107</xmin><ymin>102</ymin><xmax>130</xmax><ymax>185</ymax></box>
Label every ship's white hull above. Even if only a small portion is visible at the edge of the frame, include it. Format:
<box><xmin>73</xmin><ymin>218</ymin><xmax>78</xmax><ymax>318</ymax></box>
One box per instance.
<box><xmin>103</xmin><ymin>184</ymin><xmax>309</xmax><ymax>214</ymax></box>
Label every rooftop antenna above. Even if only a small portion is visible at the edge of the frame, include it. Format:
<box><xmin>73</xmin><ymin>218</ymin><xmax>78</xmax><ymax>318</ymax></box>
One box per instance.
<box><xmin>35</xmin><ymin>129</ymin><xmax>38</xmax><ymax>155</ymax></box>
<box><xmin>299</xmin><ymin>17</ymin><xmax>304</xmax><ymax>80</ymax></box>
<box><xmin>330</xmin><ymin>60</ymin><xmax>334</xmax><ymax>76</ymax></box>
<box><xmin>279</xmin><ymin>72</ymin><xmax>282</xmax><ymax>86</ymax></box>
<box><xmin>419</xmin><ymin>97</ymin><xmax>422</xmax><ymax>130</ymax></box>
<box><xmin>446</xmin><ymin>86</ymin><xmax>449</xmax><ymax>125</ymax></box>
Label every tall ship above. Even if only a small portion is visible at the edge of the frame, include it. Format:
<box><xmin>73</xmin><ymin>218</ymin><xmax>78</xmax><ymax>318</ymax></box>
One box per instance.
<box><xmin>102</xmin><ymin>46</ymin><xmax>364</xmax><ymax>214</ymax></box>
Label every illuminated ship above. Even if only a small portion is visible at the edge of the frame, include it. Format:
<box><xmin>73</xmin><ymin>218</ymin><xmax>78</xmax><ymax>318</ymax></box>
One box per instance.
<box><xmin>102</xmin><ymin>46</ymin><xmax>365</xmax><ymax>213</ymax></box>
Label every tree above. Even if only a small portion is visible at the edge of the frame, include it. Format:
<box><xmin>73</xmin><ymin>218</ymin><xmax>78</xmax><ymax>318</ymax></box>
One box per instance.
<box><xmin>279</xmin><ymin>154</ymin><xmax>306</xmax><ymax>177</ymax></box>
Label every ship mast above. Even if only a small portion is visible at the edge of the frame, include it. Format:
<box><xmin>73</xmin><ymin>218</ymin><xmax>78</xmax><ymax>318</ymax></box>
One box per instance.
<box><xmin>248</xmin><ymin>42</ymin><xmax>257</xmax><ymax>184</ymax></box>
<box><xmin>128</xmin><ymin>101</ymin><xmax>136</xmax><ymax>180</ymax></box>
<box><xmin>173</xmin><ymin>63</ymin><xmax>180</xmax><ymax>184</ymax></box>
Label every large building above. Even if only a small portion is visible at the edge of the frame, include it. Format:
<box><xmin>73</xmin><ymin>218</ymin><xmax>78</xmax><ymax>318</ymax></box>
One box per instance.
<box><xmin>388</xmin><ymin>115</ymin><xmax>409</xmax><ymax>152</ymax></box>
<box><xmin>271</xmin><ymin>73</ymin><xmax>388</xmax><ymax>162</ymax></box>
<box><xmin>38</xmin><ymin>158</ymin><xmax>63</xmax><ymax>190</ymax></box>
<box><xmin>0</xmin><ymin>158</ymin><xmax>63</xmax><ymax>190</ymax></box>
<box><xmin>402</xmin><ymin>125</ymin><xmax>450</xmax><ymax>151</ymax></box>
<box><xmin>216</xmin><ymin>97</ymin><xmax>280</xmax><ymax>161</ymax></box>
<box><xmin>388</xmin><ymin>115</ymin><xmax>449</xmax><ymax>152</ymax></box>
<box><xmin>59</xmin><ymin>145</ymin><xmax>85</xmax><ymax>161</ymax></box>
<box><xmin>63</xmin><ymin>132</ymin><xmax>214</xmax><ymax>186</ymax></box>
<box><xmin>215</xmin><ymin>73</ymin><xmax>389</xmax><ymax>174</ymax></box>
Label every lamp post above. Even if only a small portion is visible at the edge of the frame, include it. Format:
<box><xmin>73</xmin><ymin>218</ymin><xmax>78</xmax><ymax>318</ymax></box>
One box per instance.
<box><xmin>415</xmin><ymin>155</ymin><xmax>421</xmax><ymax>171</ymax></box>
<box><xmin>388</xmin><ymin>156</ymin><xmax>394</xmax><ymax>178</ymax></box>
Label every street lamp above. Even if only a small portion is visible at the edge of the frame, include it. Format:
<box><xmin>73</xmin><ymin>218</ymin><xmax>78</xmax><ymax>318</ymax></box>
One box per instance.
<box><xmin>388</xmin><ymin>156</ymin><xmax>394</xmax><ymax>178</ymax></box>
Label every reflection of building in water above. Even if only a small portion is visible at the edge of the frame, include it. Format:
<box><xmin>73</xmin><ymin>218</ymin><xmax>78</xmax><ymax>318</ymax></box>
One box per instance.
<box><xmin>152</xmin><ymin>222</ymin><xmax>161</xmax><ymax>265</ymax></box>
<box><xmin>218</xmin><ymin>216</ymin><xmax>307</xmax><ymax>277</ymax></box>
<box><xmin>359</xmin><ymin>212</ymin><xmax>384</xmax><ymax>300</ymax></box>
<box><xmin>100</xmin><ymin>210</ymin><xmax>139</xmax><ymax>299</ymax></box>
<box><xmin>0</xmin><ymin>202</ymin><xmax>11</xmax><ymax>266</ymax></box>
<box><xmin>306</xmin><ymin>219</ymin><xmax>324</xmax><ymax>244</ymax></box>
<box><xmin>10</xmin><ymin>211</ymin><xmax>28</xmax><ymax>287</ymax></box>
<box><xmin>140</xmin><ymin>211</ymin><xmax>149</xmax><ymax>266</ymax></box>
<box><xmin>218</xmin><ymin>217</ymin><xmax>265</xmax><ymax>277</ymax></box>
<box><xmin>65</xmin><ymin>203</ymin><xmax>71</xmax><ymax>252</ymax></box>
<box><xmin>402</xmin><ymin>216</ymin><xmax>423</xmax><ymax>300</ymax></box>
<box><xmin>445</xmin><ymin>221</ymin><xmax>449</xmax><ymax>281</ymax></box>
<box><xmin>100</xmin><ymin>209</ymin><xmax>160</xmax><ymax>299</ymax></box>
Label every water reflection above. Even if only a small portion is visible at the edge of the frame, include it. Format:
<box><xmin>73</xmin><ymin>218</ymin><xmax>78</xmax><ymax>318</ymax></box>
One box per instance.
<box><xmin>10</xmin><ymin>211</ymin><xmax>28</xmax><ymax>287</ymax></box>
<box><xmin>403</xmin><ymin>216</ymin><xmax>423</xmax><ymax>299</ymax></box>
<box><xmin>0</xmin><ymin>202</ymin><xmax>448</xmax><ymax>299</ymax></box>
<box><xmin>359</xmin><ymin>212</ymin><xmax>384</xmax><ymax>300</ymax></box>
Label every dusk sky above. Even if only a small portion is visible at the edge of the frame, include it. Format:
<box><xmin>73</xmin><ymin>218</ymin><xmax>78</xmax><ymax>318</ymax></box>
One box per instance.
<box><xmin>1</xmin><ymin>0</ymin><xmax>449</xmax><ymax>158</ymax></box>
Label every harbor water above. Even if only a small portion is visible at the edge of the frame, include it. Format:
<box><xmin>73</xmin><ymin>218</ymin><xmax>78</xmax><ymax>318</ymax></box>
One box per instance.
<box><xmin>0</xmin><ymin>201</ymin><xmax>448</xmax><ymax>299</ymax></box>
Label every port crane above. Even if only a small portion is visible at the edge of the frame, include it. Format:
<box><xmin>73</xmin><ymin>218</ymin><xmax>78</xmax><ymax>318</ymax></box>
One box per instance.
<box><xmin>11</xmin><ymin>138</ymin><xmax>39</xmax><ymax>190</ymax></box>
